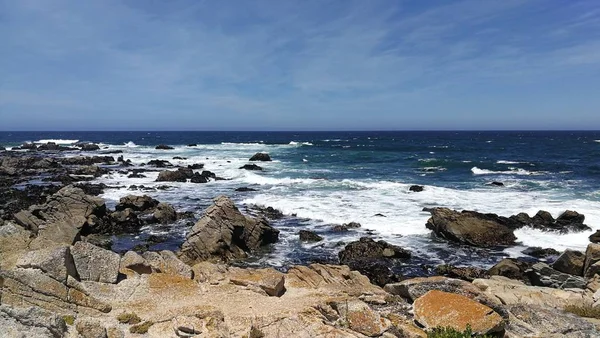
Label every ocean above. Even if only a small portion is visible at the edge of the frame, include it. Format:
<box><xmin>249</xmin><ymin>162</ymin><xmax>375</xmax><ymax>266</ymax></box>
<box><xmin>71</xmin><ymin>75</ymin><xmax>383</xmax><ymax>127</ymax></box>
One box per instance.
<box><xmin>2</xmin><ymin>131</ymin><xmax>600</xmax><ymax>274</ymax></box>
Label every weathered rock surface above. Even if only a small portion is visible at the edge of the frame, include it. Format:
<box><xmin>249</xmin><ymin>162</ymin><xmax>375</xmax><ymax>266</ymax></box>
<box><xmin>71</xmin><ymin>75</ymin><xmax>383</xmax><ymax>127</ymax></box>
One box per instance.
<box><xmin>298</xmin><ymin>230</ymin><xmax>323</xmax><ymax>242</ymax></box>
<box><xmin>506</xmin><ymin>304</ymin><xmax>597</xmax><ymax>337</ymax></box>
<box><xmin>526</xmin><ymin>262</ymin><xmax>586</xmax><ymax>289</ymax></box>
<box><xmin>487</xmin><ymin>258</ymin><xmax>531</xmax><ymax>281</ymax></box>
<box><xmin>522</xmin><ymin>246</ymin><xmax>559</xmax><ymax>258</ymax></box>
<box><xmin>71</xmin><ymin>241</ymin><xmax>120</xmax><ymax>283</ymax></box>
<box><xmin>0</xmin><ymin>305</ymin><xmax>67</xmax><ymax>338</ymax></box>
<box><xmin>330</xmin><ymin>299</ymin><xmax>389</xmax><ymax>337</ymax></box>
<box><xmin>156</xmin><ymin>168</ymin><xmax>194</xmax><ymax>182</ymax></box>
<box><xmin>142</xmin><ymin>250</ymin><xmax>193</xmax><ymax>279</ymax></box>
<box><xmin>229</xmin><ymin>267</ymin><xmax>286</xmax><ymax>297</ymax></box>
<box><xmin>115</xmin><ymin>195</ymin><xmax>159</xmax><ymax>212</ymax></box>
<box><xmin>0</xmin><ymin>222</ymin><xmax>33</xmax><ymax>270</ymax></box>
<box><xmin>76</xmin><ymin>319</ymin><xmax>107</xmax><ymax>338</ymax></box>
<box><xmin>120</xmin><ymin>251</ymin><xmax>152</xmax><ymax>275</ymax></box>
<box><xmin>413</xmin><ymin>290</ymin><xmax>504</xmax><ymax>335</ymax></box>
<box><xmin>552</xmin><ymin>249</ymin><xmax>585</xmax><ymax>276</ymax></box>
<box><xmin>15</xmin><ymin>246</ymin><xmax>77</xmax><ymax>283</ymax></box>
<box><xmin>590</xmin><ymin>230</ymin><xmax>600</xmax><ymax>243</ymax></box>
<box><xmin>434</xmin><ymin>264</ymin><xmax>489</xmax><ymax>282</ymax></box>
<box><xmin>424</xmin><ymin>207</ymin><xmax>517</xmax><ymax>247</ymax></box>
<box><xmin>239</xmin><ymin>164</ymin><xmax>263</xmax><ymax>171</ymax></box>
<box><xmin>152</xmin><ymin>202</ymin><xmax>176</xmax><ymax>224</ymax></box>
<box><xmin>584</xmin><ymin>243</ymin><xmax>600</xmax><ymax>278</ymax></box>
<box><xmin>249</xmin><ymin>152</ymin><xmax>271</xmax><ymax>161</ymax></box>
<box><xmin>179</xmin><ymin>196</ymin><xmax>279</xmax><ymax>263</ymax></box>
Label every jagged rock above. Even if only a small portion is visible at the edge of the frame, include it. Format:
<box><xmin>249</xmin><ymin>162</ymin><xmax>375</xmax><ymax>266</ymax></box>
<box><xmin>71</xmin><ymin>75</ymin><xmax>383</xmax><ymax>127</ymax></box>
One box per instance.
<box><xmin>522</xmin><ymin>246</ymin><xmax>559</xmax><ymax>258</ymax></box>
<box><xmin>249</xmin><ymin>152</ymin><xmax>271</xmax><ymax>161</ymax></box>
<box><xmin>505</xmin><ymin>304</ymin><xmax>598</xmax><ymax>337</ymax></box>
<box><xmin>76</xmin><ymin>319</ymin><xmax>107</xmax><ymax>338</ymax></box>
<box><xmin>155</xmin><ymin>144</ymin><xmax>174</xmax><ymax>150</ymax></box>
<box><xmin>0</xmin><ymin>305</ymin><xmax>67</xmax><ymax>338</ymax></box>
<box><xmin>584</xmin><ymin>243</ymin><xmax>600</xmax><ymax>278</ymax></box>
<box><xmin>552</xmin><ymin>249</ymin><xmax>585</xmax><ymax>276</ymax></box>
<box><xmin>187</xmin><ymin>144</ymin><xmax>197</xmax><ymax>147</ymax></box>
<box><xmin>434</xmin><ymin>264</ymin><xmax>489</xmax><ymax>282</ymax></box>
<box><xmin>344</xmin><ymin>222</ymin><xmax>362</xmax><ymax>229</ymax></box>
<box><xmin>590</xmin><ymin>230</ymin><xmax>600</xmax><ymax>243</ymax></box>
<box><xmin>106</xmin><ymin>208</ymin><xmax>142</xmax><ymax>234</ymax></box>
<box><xmin>331</xmin><ymin>224</ymin><xmax>349</xmax><ymax>232</ymax></box>
<box><xmin>487</xmin><ymin>258</ymin><xmax>531</xmax><ymax>281</ymax></box>
<box><xmin>252</xmin><ymin>205</ymin><xmax>284</xmax><ymax>219</ymax></box>
<box><xmin>339</xmin><ymin>237</ymin><xmax>411</xmax><ymax>263</ymax></box>
<box><xmin>424</xmin><ymin>207</ymin><xmax>516</xmax><ymax>247</ymax></box>
<box><xmin>116</xmin><ymin>195</ymin><xmax>159</xmax><ymax>212</ymax></box>
<box><xmin>179</xmin><ymin>196</ymin><xmax>279</xmax><ymax>263</ymax></box>
<box><xmin>229</xmin><ymin>267</ymin><xmax>286</xmax><ymax>297</ymax></box>
<box><xmin>16</xmin><ymin>246</ymin><xmax>78</xmax><ymax>283</ymax></box>
<box><xmin>299</xmin><ymin>230</ymin><xmax>323</xmax><ymax>242</ymax></box>
<box><xmin>156</xmin><ymin>168</ymin><xmax>193</xmax><ymax>182</ymax></box>
<box><xmin>528</xmin><ymin>210</ymin><xmax>591</xmax><ymax>233</ymax></box>
<box><xmin>409</xmin><ymin>185</ymin><xmax>423</xmax><ymax>192</ymax></box>
<box><xmin>190</xmin><ymin>172</ymin><xmax>208</xmax><ymax>183</ymax></box>
<box><xmin>141</xmin><ymin>251</ymin><xmax>193</xmax><ymax>279</ymax></box>
<box><xmin>414</xmin><ymin>290</ymin><xmax>504</xmax><ymax>335</ymax></box>
<box><xmin>71</xmin><ymin>241</ymin><xmax>120</xmax><ymax>284</ymax></box>
<box><xmin>526</xmin><ymin>262</ymin><xmax>586</xmax><ymax>289</ymax></box>
<box><xmin>146</xmin><ymin>159</ymin><xmax>172</xmax><ymax>167</ymax></box>
<box><xmin>72</xmin><ymin>165</ymin><xmax>107</xmax><ymax>177</ymax></box>
<box><xmin>188</xmin><ymin>163</ymin><xmax>204</xmax><ymax>169</ymax></box>
<box><xmin>20</xmin><ymin>142</ymin><xmax>37</xmax><ymax>150</ymax></box>
<box><xmin>239</xmin><ymin>164</ymin><xmax>263</xmax><ymax>170</ymax></box>
<box><xmin>330</xmin><ymin>299</ymin><xmax>389</xmax><ymax>336</ymax></box>
<box><xmin>13</xmin><ymin>186</ymin><xmax>106</xmax><ymax>247</ymax></box>
<box><xmin>38</xmin><ymin>142</ymin><xmax>60</xmax><ymax>151</ymax></box>
<box><xmin>153</xmin><ymin>202</ymin><xmax>176</xmax><ymax>224</ymax></box>
<box><xmin>0</xmin><ymin>223</ymin><xmax>33</xmax><ymax>270</ymax></box>
<box><xmin>120</xmin><ymin>251</ymin><xmax>152</xmax><ymax>275</ymax></box>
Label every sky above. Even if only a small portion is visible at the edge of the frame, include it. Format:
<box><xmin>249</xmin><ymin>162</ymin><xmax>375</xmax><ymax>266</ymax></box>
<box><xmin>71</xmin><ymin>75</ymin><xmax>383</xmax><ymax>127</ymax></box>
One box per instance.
<box><xmin>1</xmin><ymin>0</ymin><xmax>599</xmax><ymax>131</ymax></box>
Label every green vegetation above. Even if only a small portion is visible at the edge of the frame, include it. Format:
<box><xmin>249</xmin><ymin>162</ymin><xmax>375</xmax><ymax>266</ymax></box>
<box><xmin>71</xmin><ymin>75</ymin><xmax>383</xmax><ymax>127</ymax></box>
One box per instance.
<box><xmin>428</xmin><ymin>325</ymin><xmax>494</xmax><ymax>338</ymax></box>
<box><xmin>249</xmin><ymin>326</ymin><xmax>265</xmax><ymax>338</ymax></box>
<box><xmin>129</xmin><ymin>321</ymin><xmax>154</xmax><ymax>334</ymax></box>
<box><xmin>62</xmin><ymin>315</ymin><xmax>75</xmax><ymax>326</ymax></box>
<box><xmin>117</xmin><ymin>312</ymin><xmax>142</xmax><ymax>324</ymax></box>
<box><xmin>564</xmin><ymin>304</ymin><xmax>600</xmax><ymax>319</ymax></box>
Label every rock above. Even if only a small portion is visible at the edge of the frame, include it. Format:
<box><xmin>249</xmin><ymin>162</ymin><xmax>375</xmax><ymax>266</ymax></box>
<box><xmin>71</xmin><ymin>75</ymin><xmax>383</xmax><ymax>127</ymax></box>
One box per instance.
<box><xmin>76</xmin><ymin>319</ymin><xmax>107</xmax><ymax>338</ymax></box>
<box><xmin>0</xmin><ymin>305</ymin><xmax>67</xmax><ymax>338</ymax></box>
<box><xmin>506</xmin><ymin>304</ymin><xmax>598</xmax><ymax>337</ymax></box>
<box><xmin>60</xmin><ymin>156</ymin><xmax>115</xmax><ymax>165</ymax></box>
<box><xmin>249</xmin><ymin>152</ymin><xmax>271</xmax><ymax>161</ymax></box>
<box><xmin>188</xmin><ymin>163</ymin><xmax>204</xmax><ymax>169</ymax></box>
<box><xmin>116</xmin><ymin>195</ymin><xmax>159</xmax><ymax>212</ymax></box>
<box><xmin>526</xmin><ymin>262</ymin><xmax>586</xmax><ymax>289</ymax></box>
<box><xmin>529</xmin><ymin>210</ymin><xmax>591</xmax><ymax>233</ymax></box>
<box><xmin>156</xmin><ymin>168</ymin><xmax>194</xmax><ymax>182</ymax></box>
<box><xmin>490</xmin><ymin>181</ymin><xmax>504</xmax><ymax>186</ymax></box>
<box><xmin>434</xmin><ymin>264</ymin><xmax>489</xmax><ymax>282</ymax></box>
<box><xmin>235</xmin><ymin>187</ymin><xmax>257</xmax><ymax>192</ymax></box>
<box><xmin>16</xmin><ymin>246</ymin><xmax>78</xmax><ymax>283</ymax></box>
<box><xmin>106</xmin><ymin>208</ymin><xmax>142</xmax><ymax>234</ymax></box>
<box><xmin>127</xmin><ymin>173</ymin><xmax>145</xmax><ymax>178</ymax></box>
<box><xmin>338</xmin><ymin>237</ymin><xmax>411</xmax><ymax>263</ymax></box>
<box><xmin>73</xmin><ymin>165</ymin><xmax>107</xmax><ymax>177</ymax></box>
<box><xmin>344</xmin><ymin>222</ymin><xmax>361</xmax><ymax>229</ymax></box>
<box><xmin>590</xmin><ymin>230</ymin><xmax>600</xmax><ymax>243</ymax></box>
<box><xmin>155</xmin><ymin>144</ymin><xmax>174</xmax><ymax>150</ymax></box>
<box><xmin>330</xmin><ymin>299</ymin><xmax>389</xmax><ymax>336</ymax></box>
<box><xmin>120</xmin><ymin>251</ymin><xmax>152</xmax><ymax>275</ymax></box>
<box><xmin>552</xmin><ymin>249</ymin><xmax>585</xmax><ymax>276</ymax></box>
<box><xmin>299</xmin><ymin>230</ymin><xmax>323</xmax><ymax>242</ymax></box>
<box><xmin>239</xmin><ymin>164</ymin><xmax>263</xmax><ymax>170</ymax></box>
<box><xmin>172</xmin><ymin>156</ymin><xmax>187</xmax><ymax>160</ymax></box>
<box><xmin>229</xmin><ymin>267</ymin><xmax>286</xmax><ymax>297</ymax></box>
<box><xmin>147</xmin><ymin>159</ymin><xmax>172</xmax><ymax>167</ymax></box>
<box><xmin>0</xmin><ymin>223</ymin><xmax>33</xmax><ymax>270</ymax></box>
<box><xmin>13</xmin><ymin>186</ymin><xmax>106</xmax><ymax>247</ymax></box>
<box><xmin>522</xmin><ymin>246</ymin><xmax>560</xmax><ymax>258</ymax></box>
<box><xmin>584</xmin><ymin>243</ymin><xmax>600</xmax><ymax>278</ymax></box>
<box><xmin>473</xmin><ymin>275</ymin><xmax>588</xmax><ymax>309</ymax></box>
<box><xmin>71</xmin><ymin>241</ymin><xmax>120</xmax><ymax>283</ymax></box>
<box><xmin>424</xmin><ymin>207</ymin><xmax>517</xmax><ymax>247</ymax></box>
<box><xmin>38</xmin><ymin>142</ymin><xmax>60</xmax><ymax>151</ymax></box>
<box><xmin>179</xmin><ymin>196</ymin><xmax>279</xmax><ymax>263</ymax></box>
<box><xmin>83</xmin><ymin>233</ymin><xmax>113</xmax><ymax>250</ymax></box>
<box><xmin>331</xmin><ymin>224</ymin><xmax>349</xmax><ymax>232</ymax></box>
<box><xmin>487</xmin><ymin>258</ymin><xmax>531</xmax><ymax>281</ymax></box>
<box><xmin>251</xmin><ymin>205</ymin><xmax>284</xmax><ymax>219</ymax></box>
<box><xmin>141</xmin><ymin>251</ymin><xmax>194</xmax><ymax>279</ymax></box>
<box><xmin>79</xmin><ymin>143</ymin><xmax>101</xmax><ymax>151</ymax></box>
<box><xmin>187</xmin><ymin>144</ymin><xmax>197</xmax><ymax>147</ymax></box>
<box><xmin>152</xmin><ymin>203</ymin><xmax>176</xmax><ymax>224</ymax></box>
<box><xmin>409</xmin><ymin>185</ymin><xmax>423</xmax><ymax>192</ymax></box>
<box><xmin>557</xmin><ymin>210</ymin><xmax>585</xmax><ymax>225</ymax></box>
<box><xmin>190</xmin><ymin>172</ymin><xmax>208</xmax><ymax>183</ymax></box>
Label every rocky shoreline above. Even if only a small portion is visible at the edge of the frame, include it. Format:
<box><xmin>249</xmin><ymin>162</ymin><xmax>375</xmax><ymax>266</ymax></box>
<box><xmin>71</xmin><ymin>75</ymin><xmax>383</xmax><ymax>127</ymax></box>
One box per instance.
<box><xmin>1</xmin><ymin>144</ymin><xmax>600</xmax><ymax>337</ymax></box>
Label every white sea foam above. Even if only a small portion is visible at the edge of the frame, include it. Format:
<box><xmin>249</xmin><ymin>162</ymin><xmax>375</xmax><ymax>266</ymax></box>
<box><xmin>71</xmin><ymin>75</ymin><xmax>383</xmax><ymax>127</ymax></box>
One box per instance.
<box><xmin>123</xmin><ymin>141</ymin><xmax>138</xmax><ymax>147</ymax></box>
<box><xmin>496</xmin><ymin>160</ymin><xmax>522</xmax><ymax>164</ymax></box>
<box><xmin>289</xmin><ymin>141</ymin><xmax>313</xmax><ymax>146</ymax></box>
<box><xmin>594</xmin><ymin>140</ymin><xmax>600</xmax><ymax>143</ymax></box>
<box><xmin>35</xmin><ymin>139</ymin><xmax>79</xmax><ymax>144</ymax></box>
<box><xmin>471</xmin><ymin>166</ymin><xmax>543</xmax><ymax>176</ymax></box>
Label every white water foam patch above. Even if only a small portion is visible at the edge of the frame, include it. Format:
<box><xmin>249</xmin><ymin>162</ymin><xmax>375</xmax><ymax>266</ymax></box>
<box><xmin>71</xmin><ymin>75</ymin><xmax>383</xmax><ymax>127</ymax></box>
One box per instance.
<box><xmin>471</xmin><ymin>166</ymin><xmax>544</xmax><ymax>176</ymax></box>
<box><xmin>496</xmin><ymin>160</ymin><xmax>522</xmax><ymax>164</ymax></box>
<box><xmin>289</xmin><ymin>141</ymin><xmax>313</xmax><ymax>146</ymax></box>
<box><xmin>595</xmin><ymin>140</ymin><xmax>600</xmax><ymax>143</ymax></box>
<box><xmin>35</xmin><ymin>139</ymin><xmax>79</xmax><ymax>144</ymax></box>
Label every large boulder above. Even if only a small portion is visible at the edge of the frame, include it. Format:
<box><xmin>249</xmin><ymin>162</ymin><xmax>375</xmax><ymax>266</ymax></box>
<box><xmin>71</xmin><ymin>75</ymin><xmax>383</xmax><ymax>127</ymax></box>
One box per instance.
<box><xmin>70</xmin><ymin>241</ymin><xmax>120</xmax><ymax>283</ymax></box>
<box><xmin>179</xmin><ymin>196</ymin><xmax>279</xmax><ymax>264</ymax></box>
<box><xmin>141</xmin><ymin>251</ymin><xmax>193</xmax><ymax>279</ymax></box>
<box><xmin>156</xmin><ymin>168</ymin><xmax>194</xmax><ymax>182</ymax></box>
<box><xmin>15</xmin><ymin>246</ymin><xmax>78</xmax><ymax>283</ymax></box>
<box><xmin>13</xmin><ymin>186</ymin><xmax>106</xmax><ymax>247</ymax></box>
<box><xmin>115</xmin><ymin>195</ymin><xmax>159</xmax><ymax>212</ymax></box>
<box><xmin>528</xmin><ymin>210</ymin><xmax>591</xmax><ymax>233</ymax></box>
<box><xmin>413</xmin><ymin>290</ymin><xmax>504</xmax><ymax>335</ymax></box>
<box><xmin>249</xmin><ymin>152</ymin><xmax>271</xmax><ymax>161</ymax></box>
<box><xmin>552</xmin><ymin>249</ymin><xmax>585</xmax><ymax>276</ymax></box>
<box><xmin>525</xmin><ymin>262</ymin><xmax>586</xmax><ymax>289</ymax></box>
<box><xmin>505</xmin><ymin>304</ymin><xmax>598</xmax><ymax>337</ymax></box>
<box><xmin>329</xmin><ymin>299</ymin><xmax>389</xmax><ymax>337</ymax></box>
<box><xmin>229</xmin><ymin>267</ymin><xmax>285</xmax><ymax>297</ymax></box>
<box><xmin>487</xmin><ymin>258</ymin><xmax>531</xmax><ymax>281</ymax></box>
<box><xmin>152</xmin><ymin>202</ymin><xmax>176</xmax><ymax>224</ymax></box>
<box><xmin>298</xmin><ymin>230</ymin><xmax>323</xmax><ymax>242</ymax></box>
<box><xmin>590</xmin><ymin>230</ymin><xmax>600</xmax><ymax>243</ymax></box>
<box><xmin>424</xmin><ymin>207</ymin><xmax>516</xmax><ymax>247</ymax></box>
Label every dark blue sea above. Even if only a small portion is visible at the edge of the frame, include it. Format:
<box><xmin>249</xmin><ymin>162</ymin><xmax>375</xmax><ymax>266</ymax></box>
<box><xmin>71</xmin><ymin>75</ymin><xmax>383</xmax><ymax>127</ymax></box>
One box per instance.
<box><xmin>2</xmin><ymin>131</ymin><xmax>600</xmax><ymax>271</ymax></box>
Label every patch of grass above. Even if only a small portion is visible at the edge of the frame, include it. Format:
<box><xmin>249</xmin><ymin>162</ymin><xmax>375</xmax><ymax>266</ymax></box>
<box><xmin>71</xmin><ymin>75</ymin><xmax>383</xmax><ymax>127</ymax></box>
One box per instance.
<box><xmin>130</xmin><ymin>321</ymin><xmax>154</xmax><ymax>334</ymax></box>
<box><xmin>249</xmin><ymin>326</ymin><xmax>265</xmax><ymax>338</ymax></box>
<box><xmin>62</xmin><ymin>315</ymin><xmax>75</xmax><ymax>326</ymax></box>
<box><xmin>117</xmin><ymin>312</ymin><xmax>142</xmax><ymax>325</ymax></box>
<box><xmin>564</xmin><ymin>304</ymin><xmax>600</xmax><ymax>319</ymax></box>
<box><xmin>428</xmin><ymin>325</ymin><xmax>494</xmax><ymax>338</ymax></box>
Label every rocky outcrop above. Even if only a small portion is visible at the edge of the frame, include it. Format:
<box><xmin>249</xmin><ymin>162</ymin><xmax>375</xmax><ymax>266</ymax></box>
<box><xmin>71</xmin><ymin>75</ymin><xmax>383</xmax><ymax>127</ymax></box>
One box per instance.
<box><xmin>409</xmin><ymin>185</ymin><xmax>423</xmax><ymax>192</ymax></box>
<box><xmin>522</xmin><ymin>246</ymin><xmax>559</xmax><ymax>258</ymax></box>
<box><xmin>584</xmin><ymin>243</ymin><xmax>600</xmax><ymax>278</ymax></box>
<box><xmin>156</xmin><ymin>168</ymin><xmax>193</xmax><ymax>182</ymax></box>
<box><xmin>590</xmin><ymin>230</ymin><xmax>600</xmax><ymax>243</ymax></box>
<box><xmin>424</xmin><ymin>207</ymin><xmax>517</xmax><ymax>247</ymax></box>
<box><xmin>141</xmin><ymin>251</ymin><xmax>193</xmax><ymax>279</ymax></box>
<box><xmin>329</xmin><ymin>299</ymin><xmax>390</xmax><ymax>336</ymax></box>
<box><xmin>506</xmin><ymin>304</ymin><xmax>597</xmax><ymax>337</ymax></box>
<box><xmin>413</xmin><ymin>290</ymin><xmax>504</xmax><ymax>335</ymax></box>
<box><xmin>59</xmin><ymin>156</ymin><xmax>115</xmax><ymax>166</ymax></box>
<box><xmin>15</xmin><ymin>246</ymin><xmax>78</xmax><ymax>283</ymax></box>
<box><xmin>487</xmin><ymin>258</ymin><xmax>531</xmax><ymax>281</ymax></box>
<box><xmin>115</xmin><ymin>195</ymin><xmax>159</xmax><ymax>212</ymax></box>
<box><xmin>239</xmin><ymin>164</ymin><xmax>263</xmax><ymax>171</ymax></box>
<box><xmin>146</xmin><ymin>159</ymin><xmax>172</xmax><ymax>167</ymax></box>
<box><xmin>552</xmin><ymin>249</ymin><xmax>585</xmax><ymax>276</ymax></box>
<box><xmin>249</xmin><ymin>152</ymin><xmax>271</xmax><ymax>161</ymax></box>
<box><xmin>13</xmin><ymin>186</ymin><xmax>106</xmax><ymax>248</ymax></box>
<box><xmin>155</xmin><ymin>144</ymin><xmax>174</xmax><ymax>150</ymax></box>
<box><xmin>525</xmin><ymin>262</ymin><xmax>586</xmax><ymax>289</ymax></box>
<box><xmin>229</xmin><ymin>267</ymin><xmax>285</xmax><ymax>297</ymax></box>
<box><xmin>0</xmin><ymin>305</ymin><xmax>67</xmax><ymax>338</ymax></box>
<box><xmin>434</xmin><ymin>264</ymin><xmax>489</xmax><ymax>282</ymax></box>
<box><xmin>179</xmin><ymin>196</ymin><xmax>279</xmax><ymax>264</ymax></box>
<box><xmin>299</xmin><ymin>230</ymin><xmax>323</xmax><ymax>242</ymax></box>
<box><xmin>71</xmin><ymin>241</ymin><xmax>120</xmax><ymax>284</ymax></box>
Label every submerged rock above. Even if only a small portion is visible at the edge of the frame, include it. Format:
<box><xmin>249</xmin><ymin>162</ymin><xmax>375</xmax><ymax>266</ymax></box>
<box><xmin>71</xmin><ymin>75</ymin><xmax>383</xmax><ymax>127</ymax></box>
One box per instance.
<box><xmin>409</xmin><ymin>185</ymin><xmax>424</xmax><ymax>192</ymax></box>
<box><xmin>155</xmin><ymin>144</ymin><xmax>174</xmax><ymax>150</ymax></box>
<box><xmin>249</xmin><ymin>152</ymin><xmax>271</xmax><ymax>161</ymax></box>
<box><xmin>239</xmin><ymin>164</ymin><xmax>263</xmax><ymax>171</ymax></box>
<box><xmin>299</xmin><ymin>230</ymin><xmax>323</xmax><ymax>242</ymax></box>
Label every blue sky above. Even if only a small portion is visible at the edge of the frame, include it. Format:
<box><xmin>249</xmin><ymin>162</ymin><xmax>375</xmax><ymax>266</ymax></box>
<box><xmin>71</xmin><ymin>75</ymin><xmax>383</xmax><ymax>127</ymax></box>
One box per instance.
<box><xmin>1</xmin><ymin>0</ymin><xmax>599</xmax><ymax>131</ymax></box>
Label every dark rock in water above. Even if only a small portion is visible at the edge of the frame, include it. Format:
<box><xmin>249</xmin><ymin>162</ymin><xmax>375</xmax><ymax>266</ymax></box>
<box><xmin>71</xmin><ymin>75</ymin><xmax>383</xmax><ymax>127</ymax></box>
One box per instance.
<box><xmin>239</xmin><ymin>164</ymin><xmax>263</xmax><ymax>171</ymax></box>
<box><xmin>344</xmin><ymin>222</ymin><xmax>361</xmax><ymax>229</ymax></box>
<box><xmin>106</xmin><ymin>208</ymin><xmax>142</xmax><ymax>234</ymax></box>
<box><xmin>128</xmin><ymin>173</ymin><xmax>146</xmax><ymax>178</ymax></box>
<box><xmin>188</xmin><ymin>163</ymin><xmax>204</xmax><ymax>169</ymax></box>
<box><xmin>249</xmin><ymin>152</ymin><xmax>271</xmax><ymax>161</ymax></box>
<box><xmin>190</xmin><ymin>170</ymin><xmax>221</xmax><ymax>183</ymax></box>
<box><xmin>37</xmin><ymin>142</ymin><xmax>60</xmax><ymax>151</ymax></box>
<box><xmin>74</xmin><ymin>183</ymin><xmax>107</xmax><ymax>196</ymax></box>
<box><xmin>155</xmin><ymin>144</ymin><xmax>174</xmax><ymax>150</ymax></box>
<box><xmin>83</xmin><ymin>233</ymin><xmax>113</xmax><ymax>250</ymax></box>
<box><xmin>435</xmin><ymin>264</ymin><xmax>489</xmax><ymax>282</ymax></box>
<box><xmin>424</xmin><ymin>207</ymin><xmax>517</xmax><ymax>247</ymax></box>
<box><xmin>331</xmin><ymin>225</ymin><xmax>349</xmax><ymax>232</ymax></box>
<box><xmin>525</xmin><ymin>210</ymin><xmax>591</xmax><ymax>233</ymax></box>
<box><xmin>522</xmin><ymin>247</ymin><xmax>560</xmax><ymax>259</ymax></box>
<box><xmin>101</xmin><ymin>150</ymin><xmax>123</xmax><ymax>154</ymax></box>
<box><xmin>490</xmin><ymin>181</ymin><xmax>504</xmax><ymax>186</ymax></box>
<box><xmin>153</xmin><ymin>202</ymin><xmax>176</xmax><ymax>224</ymax></box>
<box><xmin>187</xmin><ymin>144</ymin><xmax>197</xmax><ymax>147</ymax></box>
<box><xmin>556</xmin><ymin>210</ymin><xmax>585</xmax><ymax>225</ymax></box>
<box><xmin>345</xmin><ymin>258</ymin><xmax>401</xmax><ymax>287</ymax></box>
<box><xmin>409</xmin><ymin>185</ymin><xmax>424</xmax><ymax>192</ymax></box>
<box><xmin>552</xmin><ymin>249</ymin><xmax>585</xmax><ymax>276</ymax></box>
<box><xmin>235</xmin><ymin>187</ymin><xmax>257</xmax><ymax>192</ymax></box>
<box><xmin>298</xmin><ymin>230</ymin><xmax>323</xmax><ymax>242</ymax></box>
<box><xmin>179</xmin><ymin>196</ymin><xmax>279</xmax><ymax>263</ymax></box>
<box><xmin>252</xmin><ymin>206</ymin><xmax>284</xmax><ymax>219</ymax></box>
<box><xmin>373</xmin><ymin>213</ymin><xmax>386</xmax><ymax>217</ymax></box>
<box><xmin>147</xmin><ymin>234</ymin><xmax>168</xmax><ymax>244</ymax></box>
<box><xmin>190</xmin><ymin>173</ymin><xmax>208</xmax><ymax>183</ymax></box>
<box><xmin>590</xmin><ymin>230</ymin><xmax>600</xmax><ymax>243</ymax></box>
<box><xmin>172</xmin><ymin>156</ymin><xmax>187</xmax><ymax>160</ymax></box>
<box><xmin>59</xmin><ymin>156</ymin><xmax>114</xmax><ymax>165</ymax></box>
<box><xmin>532</xmin><ymin>210</ymin><xmax>555</xmax><ymax>226</ymax></box>
<box><xmin>526</xmin><ymin>262</ymin><xmax>586</xmax><ymax>289</ymax></box>
<box><xmin>147</xmin><ymin>159</ymin><xmax>172</xmax><ymax>168</ymax></box>
<box><xmin>509</xmin><ymin>212</ymin><xmax>531</xmax><ymax>227</ymax></box>
<box><xmin>79</xmin><ymin>143</ymin><xmax>100</xmax><ymax>151</ymax></box>
<box><xmin>488</xmin><ymin>258</ymin><xmax>532</xmax><ymax>281</ymax></box>
<box><xmin>116</xmin><ymin>195</ymin><xmax>159</xmax><ymax>212</ymax></box>
<box><xmin>201</xmin><ymin>170</ymin><xmax>216</xmax><ymax>179</ymax></box>
<box><xmin>339</xmin><ymin>237</ymin><xmax>411</xmax><ymax>264</ymax></box>
<box><xmin>0</xmin><ymin>145</ymin><xmax>5</xmax><ymax>151</ymax></box>
<box><xmin>156</xmin><ymin>168</ymin><xmax>194</xmax><ymax>182</ymax></box>
<box><xmin>21</xmin><ymin>142</ymin><xmax>37</xmax><ymax>150</ymax></box>
<box><xmin>72</xmin><ymin>165</ymin><xmax>107</xmax><ymax>177</ymax></box>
